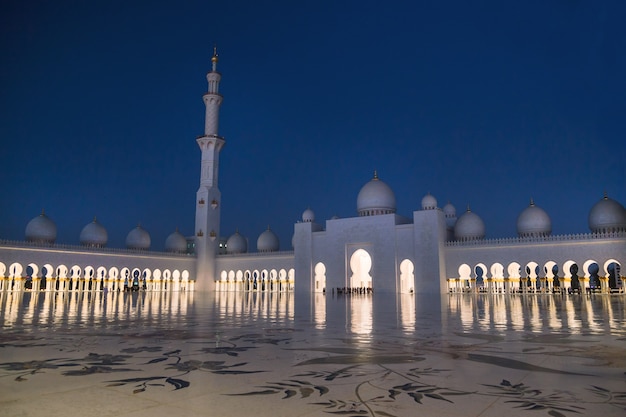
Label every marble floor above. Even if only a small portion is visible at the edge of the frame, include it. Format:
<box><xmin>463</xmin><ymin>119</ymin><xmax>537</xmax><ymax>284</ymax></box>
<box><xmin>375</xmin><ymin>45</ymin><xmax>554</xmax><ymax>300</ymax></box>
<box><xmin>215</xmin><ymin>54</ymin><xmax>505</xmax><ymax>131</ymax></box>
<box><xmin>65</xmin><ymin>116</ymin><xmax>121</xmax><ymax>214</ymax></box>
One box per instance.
<box><xmin>0</xmin><ymin>290</ymin><xmax>625</xmax><ymax>417</ymax></box>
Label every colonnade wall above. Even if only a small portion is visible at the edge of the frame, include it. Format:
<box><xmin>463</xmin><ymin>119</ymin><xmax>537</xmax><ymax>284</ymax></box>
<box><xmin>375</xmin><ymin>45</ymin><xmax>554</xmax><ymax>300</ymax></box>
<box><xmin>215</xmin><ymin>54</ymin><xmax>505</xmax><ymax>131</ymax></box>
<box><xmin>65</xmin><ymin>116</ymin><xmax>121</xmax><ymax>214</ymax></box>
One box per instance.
<box><xmin>0</xmin><ymin>241</ymin><xmax>196</xmax><ymax>292</ymax></box>
<box><xmin>216</xmin><ymin>251</ymin><xmax>295</xmax><ymax>292</ymax></box>
<box><xmin>444</xmin><ymin>233</ymin><xmax>626</xmax><ymax>293</ymax></box>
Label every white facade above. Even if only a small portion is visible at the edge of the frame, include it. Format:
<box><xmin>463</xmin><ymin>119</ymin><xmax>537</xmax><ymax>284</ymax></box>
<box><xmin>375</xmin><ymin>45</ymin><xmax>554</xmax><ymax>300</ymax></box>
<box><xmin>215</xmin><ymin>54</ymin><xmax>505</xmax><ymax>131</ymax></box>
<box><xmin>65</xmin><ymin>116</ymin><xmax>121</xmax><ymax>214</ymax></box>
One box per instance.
<box><xmin>1</xmin><ymin>53</ymin><xmax>625</xmax><ymax>296</ymax></box>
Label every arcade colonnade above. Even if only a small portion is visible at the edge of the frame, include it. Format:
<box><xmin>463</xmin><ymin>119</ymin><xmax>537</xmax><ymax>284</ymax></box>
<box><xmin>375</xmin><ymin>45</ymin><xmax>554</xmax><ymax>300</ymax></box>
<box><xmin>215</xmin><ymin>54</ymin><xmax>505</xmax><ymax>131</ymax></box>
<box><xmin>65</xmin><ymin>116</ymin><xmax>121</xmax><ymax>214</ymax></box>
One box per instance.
<box><xmin>448</xmin><ymin>258</ymin><xmax>624</xmax><ymax>293</ymax></box>
<box><xmin>216</xmin><ymin>267</ymin><xmax>295</xmax><ymax>292</ymax></box>
<box><xmin>0</xmin><ymin>261</ymin><xmax>193</xmax><ymax>293</ymax></box>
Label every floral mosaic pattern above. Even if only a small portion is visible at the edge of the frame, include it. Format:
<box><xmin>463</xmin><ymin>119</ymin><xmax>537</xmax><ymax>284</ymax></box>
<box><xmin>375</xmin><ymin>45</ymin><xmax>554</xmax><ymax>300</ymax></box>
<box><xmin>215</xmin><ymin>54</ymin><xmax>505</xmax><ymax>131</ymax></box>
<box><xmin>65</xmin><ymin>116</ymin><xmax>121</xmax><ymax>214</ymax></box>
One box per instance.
<box><xmin>1</xmin><ymin>292</ymin><xmax>625</xmax><ymax>416</ymax></box>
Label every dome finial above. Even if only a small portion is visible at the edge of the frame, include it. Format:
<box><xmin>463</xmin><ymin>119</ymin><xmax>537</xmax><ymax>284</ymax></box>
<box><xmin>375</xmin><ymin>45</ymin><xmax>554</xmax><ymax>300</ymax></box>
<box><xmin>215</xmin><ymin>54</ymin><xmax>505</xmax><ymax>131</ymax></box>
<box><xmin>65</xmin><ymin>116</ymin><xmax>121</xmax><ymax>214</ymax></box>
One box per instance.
<box><xmin>466</xmin><ymin>204</ymin><xmax>471</xmax><ymax>212</ymax></box>
<box><xmin>373</xmin><ymin>170</ymin><xmax>378</xmax><ymax>180</ymax></box>
<box><xmin>604</xmin><ymin>190</ymin><xmax>608</xmax><ymax>200</ymax></box>
<box><xmin>211</xmin><ymin>45</ymin><xmax>218</xmax><ymax>71</ymax></box>
<box><xmin>529</xmin><ymin>197</ymin><xmax>535</xmax><ymax>206</ymax></box>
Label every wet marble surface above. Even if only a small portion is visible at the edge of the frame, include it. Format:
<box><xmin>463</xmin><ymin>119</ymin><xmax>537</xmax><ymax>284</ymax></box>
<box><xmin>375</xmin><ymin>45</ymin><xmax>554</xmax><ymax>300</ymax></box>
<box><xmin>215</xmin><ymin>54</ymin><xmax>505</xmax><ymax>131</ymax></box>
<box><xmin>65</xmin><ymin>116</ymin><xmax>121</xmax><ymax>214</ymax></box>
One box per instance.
<box><xmin>0</xmin><ymin>290</ymin><xmax>625</xmax><ymax>417</ymax></box>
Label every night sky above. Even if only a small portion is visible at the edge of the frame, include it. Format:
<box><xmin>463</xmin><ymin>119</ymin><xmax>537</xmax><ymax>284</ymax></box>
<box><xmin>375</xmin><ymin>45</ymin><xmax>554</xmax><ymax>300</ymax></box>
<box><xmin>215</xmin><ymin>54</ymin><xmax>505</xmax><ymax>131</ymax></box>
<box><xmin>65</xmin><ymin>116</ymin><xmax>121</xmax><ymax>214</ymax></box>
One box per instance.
<box><xmin>1</xmin><ymin>1</ymin><xmax>625</xmax><ymax>251</ymax></box>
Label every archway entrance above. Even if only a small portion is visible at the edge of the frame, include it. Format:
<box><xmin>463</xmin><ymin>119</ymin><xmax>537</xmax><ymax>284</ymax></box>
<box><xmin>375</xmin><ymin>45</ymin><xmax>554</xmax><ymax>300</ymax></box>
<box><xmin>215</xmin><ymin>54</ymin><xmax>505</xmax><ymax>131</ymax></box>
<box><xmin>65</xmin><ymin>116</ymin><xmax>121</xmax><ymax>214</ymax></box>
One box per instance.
<box><xmin>314</xmin><ymin>262</ymin><xmax>326</xmax><ymax>293</ymax></box>
<box><xmin>349</xmin><ymin>249</ymin><xmax>372</xmax><ymax>290</ymax></box>
<box><xmin>399</xmin><ymin>259</ymin><xmax>414</xmax><ymax>293</ymax></box>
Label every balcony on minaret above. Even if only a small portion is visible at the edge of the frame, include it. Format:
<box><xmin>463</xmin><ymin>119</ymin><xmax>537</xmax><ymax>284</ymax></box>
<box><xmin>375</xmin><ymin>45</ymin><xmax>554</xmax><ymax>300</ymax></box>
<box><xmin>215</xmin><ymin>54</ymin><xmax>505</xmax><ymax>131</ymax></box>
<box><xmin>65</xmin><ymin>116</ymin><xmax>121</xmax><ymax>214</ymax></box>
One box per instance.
<box><xmin>196</xmin><ymin>133</ymin><xmax>223</xmax><ymax>140</ymax></box>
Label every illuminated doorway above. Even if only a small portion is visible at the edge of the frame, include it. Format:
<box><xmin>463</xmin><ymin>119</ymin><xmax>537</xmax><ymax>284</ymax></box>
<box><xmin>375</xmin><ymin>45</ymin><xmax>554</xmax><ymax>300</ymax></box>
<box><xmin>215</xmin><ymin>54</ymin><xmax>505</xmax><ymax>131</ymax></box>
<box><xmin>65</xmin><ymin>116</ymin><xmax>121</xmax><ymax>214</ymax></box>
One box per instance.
<box><xmin>314</xmin><ymin>262</ymin><xmax>326</xmax><ymax>293</ymax></box>
<box><xmin>349</xmin><ymin>249</ymin><xmax>372</xmax><ymax>289</ymax></box>
<box><xmin>399</xmin><ymin>259</ymin><xmax>414</xmax><ymax>293</ymax></box>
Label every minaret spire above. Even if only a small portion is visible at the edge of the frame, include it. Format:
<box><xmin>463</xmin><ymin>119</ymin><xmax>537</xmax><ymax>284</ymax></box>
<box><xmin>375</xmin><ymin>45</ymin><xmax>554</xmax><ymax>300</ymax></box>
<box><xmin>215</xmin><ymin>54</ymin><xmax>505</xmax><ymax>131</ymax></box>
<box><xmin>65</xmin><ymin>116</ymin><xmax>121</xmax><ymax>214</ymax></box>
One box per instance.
<box><xmin>195</xmin><ymin>47</ymin><xmax>226</xmax><ymax>292</ymax></box>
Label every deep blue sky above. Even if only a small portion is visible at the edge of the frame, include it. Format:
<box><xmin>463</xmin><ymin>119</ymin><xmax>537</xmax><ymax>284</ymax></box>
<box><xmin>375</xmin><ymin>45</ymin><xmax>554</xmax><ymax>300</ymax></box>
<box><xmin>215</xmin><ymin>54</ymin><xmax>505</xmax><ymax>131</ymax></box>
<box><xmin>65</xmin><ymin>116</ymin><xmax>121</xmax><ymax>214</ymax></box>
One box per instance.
<box><xmin>1</xmin><ymin>1</ymin><xmax>625</xmax><ymax>250</ymax></box>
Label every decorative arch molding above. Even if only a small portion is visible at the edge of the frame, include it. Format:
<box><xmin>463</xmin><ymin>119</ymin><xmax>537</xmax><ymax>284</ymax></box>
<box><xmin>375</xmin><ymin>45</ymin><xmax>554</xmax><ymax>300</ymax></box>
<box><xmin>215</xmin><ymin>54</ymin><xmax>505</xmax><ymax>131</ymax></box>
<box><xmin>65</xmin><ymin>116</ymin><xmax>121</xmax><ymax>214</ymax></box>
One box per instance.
<box><xmin>562</xmin><ymin>260</ymin><xmax>577</xmax><ymax>279</ymax></box>
<box><xmin>603</xmin><ymin>259</ymin><xmax>621</xmax><ymax>276</ymax></box>
<box><xmin>582</xmin><ymin>260</ymin><xmax>599</xmax><ymax>279</ymax></box>
<box><xmin>507</xmin><ymin>262</ymin><xmax>521</xmax><ymax>279</ymax></box>
<box><xmin>490</xmin><ymin>263</ymin><xmax>504</xmax><ymax>279</ymax></box>
<box><xmin>458</xmin><ymin>264</ymin><xmax>471</xmax><ymax>280</ymax></box>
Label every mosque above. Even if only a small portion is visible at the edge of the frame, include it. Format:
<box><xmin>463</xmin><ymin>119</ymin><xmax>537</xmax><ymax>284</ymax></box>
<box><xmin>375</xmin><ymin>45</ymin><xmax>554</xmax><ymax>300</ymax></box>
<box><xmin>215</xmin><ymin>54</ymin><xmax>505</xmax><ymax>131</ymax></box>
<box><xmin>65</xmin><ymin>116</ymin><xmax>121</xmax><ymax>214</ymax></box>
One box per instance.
<box><xmin>1</xmin><ymin>51</ymin><xmax>625</xmax><ymax>296</ymax></box>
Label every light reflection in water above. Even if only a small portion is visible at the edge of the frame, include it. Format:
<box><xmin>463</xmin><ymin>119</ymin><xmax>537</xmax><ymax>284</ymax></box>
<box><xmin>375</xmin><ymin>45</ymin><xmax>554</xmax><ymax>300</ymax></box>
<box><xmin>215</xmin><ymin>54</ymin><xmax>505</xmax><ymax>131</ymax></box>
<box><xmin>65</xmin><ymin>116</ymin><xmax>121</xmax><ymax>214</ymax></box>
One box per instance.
<box><xmin>447</xmin><ymin>293</ymin><xmax>625</xmax><ymax>335</ymax></box>
<box><xmin>0</xmin><ymin>291</ymin><xmax>624</xmax><ymax>338</ymax></box>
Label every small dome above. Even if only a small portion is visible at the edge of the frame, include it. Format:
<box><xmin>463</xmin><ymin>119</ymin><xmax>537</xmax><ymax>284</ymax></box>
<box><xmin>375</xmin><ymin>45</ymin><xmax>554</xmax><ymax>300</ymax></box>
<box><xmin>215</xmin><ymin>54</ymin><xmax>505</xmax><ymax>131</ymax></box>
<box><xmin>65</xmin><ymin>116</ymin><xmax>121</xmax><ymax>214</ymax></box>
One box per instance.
<box><xmin>454</xmin><ymin>207</ymin><xmax>485</xmax><ymax>241</ymax></box>
<box><xmin>165</xmin><ymin>229</ymin><xmax>187</xmax><ymax>253</ymax></box>
<box><xmin>421</xmin><ymin>193</ymin><xmax>437</xmax><ymax>210</ymax></box>
<box><xmin>517</xmin><ymin>199</ymin><xmax>551</xmax><ymax>237</ymax></box>
<box><xmin>588</xmin><ymin>193</ymin><xmax>626</xmax><ymax>233</ymax></box>
<box><xmin>443</xmin><ymin>202</ymin><xmax>457</xmax><ymax>230</ymax></box>
<box><xmin>443</xmin><ymin>202</ymin><xmax>456</xmax><ymax>217</ymax></box>
<box><xmin>257</xmin><ymin>226</ymin><xmax>279</xmax><ymax>252</ymax></box>
<box><xmin>357</xmin><ymin>171</ymin><xmax>396</xmax><ymax>216</ymax></box>
<box><xmin>302</xmin><ymin>207</ymin><xmax>315</xmax><ymax>223</ymax></box>
<box><xmin>25</xmin><ymin>210</ymin><xmax>57</xmax><ymax>244</ymax></box>
<box><xmin>226</xmin><ymin>230</ymin><xmax>248</xmax><ymax>254</ymax></box>
<box><xmin>80</xmin><ymin>217</ymin><xmax>108</xmax><ymax>247</ymax></box>
<box><xmin>126</xmin><ymin>225</ymin><xmax>151</xmax><ymax>250</ymax></box>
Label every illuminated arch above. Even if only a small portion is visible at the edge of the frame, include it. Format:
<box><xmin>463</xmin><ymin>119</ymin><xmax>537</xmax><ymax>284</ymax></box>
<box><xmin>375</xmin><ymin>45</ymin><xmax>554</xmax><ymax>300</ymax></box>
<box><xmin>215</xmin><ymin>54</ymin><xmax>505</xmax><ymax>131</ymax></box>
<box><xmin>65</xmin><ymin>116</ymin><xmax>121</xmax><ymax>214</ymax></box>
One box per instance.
<box><xmin>399</xmin><ymin>259</ymin><xmax>414</xmax><ymax>293</ymax></box>
<box><xmin>350</xmin><ymin>249</ymin><xmax>372</xmax><ymax>289</ymax></box>
<box><xmin>314</xmin><ymin>262</ymin><xmax>326</xmax><ymax>293</ymax></box>
<box><xmin>458</xmin><ymin>264</ymin><xmax>471</xmax><ymax>280</ymax></box>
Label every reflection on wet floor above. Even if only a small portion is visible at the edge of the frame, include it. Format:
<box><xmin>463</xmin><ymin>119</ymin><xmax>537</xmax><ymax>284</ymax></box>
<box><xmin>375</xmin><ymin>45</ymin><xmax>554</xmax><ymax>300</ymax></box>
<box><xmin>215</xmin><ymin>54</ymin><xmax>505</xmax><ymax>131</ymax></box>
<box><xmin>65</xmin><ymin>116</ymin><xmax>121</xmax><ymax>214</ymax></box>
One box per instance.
<box><xmin>0</xmin><ymin>291</ymin><xmax>625</xmax><ymax>417</ymax></box>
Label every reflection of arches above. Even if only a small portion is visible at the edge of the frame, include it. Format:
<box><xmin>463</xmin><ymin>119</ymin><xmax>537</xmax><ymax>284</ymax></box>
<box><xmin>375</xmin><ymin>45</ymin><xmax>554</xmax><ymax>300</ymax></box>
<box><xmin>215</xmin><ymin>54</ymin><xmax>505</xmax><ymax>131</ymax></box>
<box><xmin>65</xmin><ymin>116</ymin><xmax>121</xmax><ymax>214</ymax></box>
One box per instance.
<box><xmin>399</xmin><ymin>259</ymin><xmax>414</xmax><ymax>293</ymax></box>
<box><xmin>349</xmin><ymin>249</ymin><xmax>372</xmax><ymax>289</ymax></box>
<box><xmin>314</xmin><ymin>262</ymin><xmax>326</xmax><ymax>293</ymax></box>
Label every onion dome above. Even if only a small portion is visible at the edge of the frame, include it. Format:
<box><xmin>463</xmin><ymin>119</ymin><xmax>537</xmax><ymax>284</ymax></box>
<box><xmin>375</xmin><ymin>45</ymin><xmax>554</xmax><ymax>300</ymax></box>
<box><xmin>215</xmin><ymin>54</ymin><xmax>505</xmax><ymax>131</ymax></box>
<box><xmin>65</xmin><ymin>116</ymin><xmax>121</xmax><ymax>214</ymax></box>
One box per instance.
<box><xmin>357</xmin><ymin>171</ymin><xmax>396</xmax><ymax>216</ymax></box>
<box><xmin>25</xmin><ymin>210</ymin><xmax>57</xmax><ymax>244</ymax></box>
<box><xmin>126</xmin><ymin>224</ymin><xmax>151</xmax><ymax>250</ymax></box>
<box><xmin>165</xmin><ymin>228</ymin><xmax>187</xmax><ymax>253</ymax></box>
<box><xmin>443</xmin><ymin>202</ymin><xmax>457</xmax><ymax>230</ymax></box>
<box><xmin>454</xmin><ymin>206</ymin><xmax>486</xmax><ymax>241</ymax></box>
<box><xmin>80</xmin><ymin>217</ymin><xmax>108</xmax><ymax>247</ymax></box>
<box><xmin>517</xmin><ymin>199</ymin><xmax>552</xmax><ymax>237</ymax></box>
<box><xmin>588</xmin><ymin>193</ymin><xmax>626</xmax><ymax>233</ymax></box>
<box><xmin>421</xmin><ymin>192</ymin><xmax>437</xmax><ymax>210</ymax></box>
<box><xmin>226</xmin><ymin>230</ymin><xmax>248</xmax><ymax>254</ymax></box>
<box><xmin>257</xmin><ymin>226</ymin><xmax>279</xmax><ymax>252</ymax></box>
<box><xmin>302</xmin><ymin>207</ymin><xmax>315</xmax><ymax>223</ymax></box>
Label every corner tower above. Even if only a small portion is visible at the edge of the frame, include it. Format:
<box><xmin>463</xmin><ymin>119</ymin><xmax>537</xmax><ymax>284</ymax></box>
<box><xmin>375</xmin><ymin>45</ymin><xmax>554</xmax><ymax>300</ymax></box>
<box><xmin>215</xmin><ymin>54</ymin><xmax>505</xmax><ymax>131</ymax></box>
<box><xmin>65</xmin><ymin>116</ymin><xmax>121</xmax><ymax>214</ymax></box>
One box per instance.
<box><xmin>195</xmin><ymin>47</ymin><xmax>224</xmax><ymax>291</ymax></box>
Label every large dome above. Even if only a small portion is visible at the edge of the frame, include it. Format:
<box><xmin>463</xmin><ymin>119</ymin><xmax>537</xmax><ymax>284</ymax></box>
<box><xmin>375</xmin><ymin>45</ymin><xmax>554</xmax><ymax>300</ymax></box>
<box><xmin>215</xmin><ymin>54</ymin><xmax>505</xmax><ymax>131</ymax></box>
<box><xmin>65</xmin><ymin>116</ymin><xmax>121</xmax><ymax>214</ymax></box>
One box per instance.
<box><xmin>454</xmin><ymin>207</ymin><xmax>485</xmax><ymax>241</ymax></box>
<box><xmin>25</xmin><ymin>210</ymin><xmax>57</xmax><ymax>244</ymax></box>
<box><xmin>165</xmin><ymin>229</ymin><xmax>187</xmax><ymax>253</ymax></box>
<box><xmin>357</xmin><ymin>172</ymin><xmax>396</xmax><ymax>216</ymax></box>
<box><xmin>226</xmin><ymin>230</ymin><xmax>248</xmax><ymax>254</ymax></box>
<box><xmin>517</xmin><ymin>199</ymin><xmax>552</xmax><ymax>237</ymax></box>
<box><xmin>257</xmin><ymin>227</ymin><xmax>279</xmax><ymax>252</ymax></box>
<box><xmin>421</xmin><ymin>193</ymin><xmax>437</xmax><ymax>210</ymax></box>
<box><xmin>80</xmin><ymin>217</ymin><xmax>108</xmax><ymax>247</ymax></box>
<box><xmin>588</xmin><ymin>194</ymin><xmax>626</xmax><ymax>233</ymax></box>
<box><xmin>126</xmin><ymin>225</ymin><xmax>151</xmax><ymax>250</ymax></box>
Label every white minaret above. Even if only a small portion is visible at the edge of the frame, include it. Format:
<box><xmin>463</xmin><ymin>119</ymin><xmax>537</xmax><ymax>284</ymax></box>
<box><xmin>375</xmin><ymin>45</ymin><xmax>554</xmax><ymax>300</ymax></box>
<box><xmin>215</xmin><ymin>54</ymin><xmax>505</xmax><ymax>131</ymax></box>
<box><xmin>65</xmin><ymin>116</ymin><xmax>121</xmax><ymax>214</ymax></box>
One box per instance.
<box><xmin>195</xmin><ymin>47</ymin><xmax>225</xmax><ymax>291</ymax></box>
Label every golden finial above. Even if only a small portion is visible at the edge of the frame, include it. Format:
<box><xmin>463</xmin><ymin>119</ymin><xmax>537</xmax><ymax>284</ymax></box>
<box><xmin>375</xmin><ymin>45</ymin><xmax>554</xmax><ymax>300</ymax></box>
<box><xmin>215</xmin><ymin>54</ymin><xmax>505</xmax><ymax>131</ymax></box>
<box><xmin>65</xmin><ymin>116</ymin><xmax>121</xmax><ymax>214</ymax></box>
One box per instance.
<box><xmin>211</xmin><ymin>45</ymin><xmax>218</xmax><ymax>63</ymax></box>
